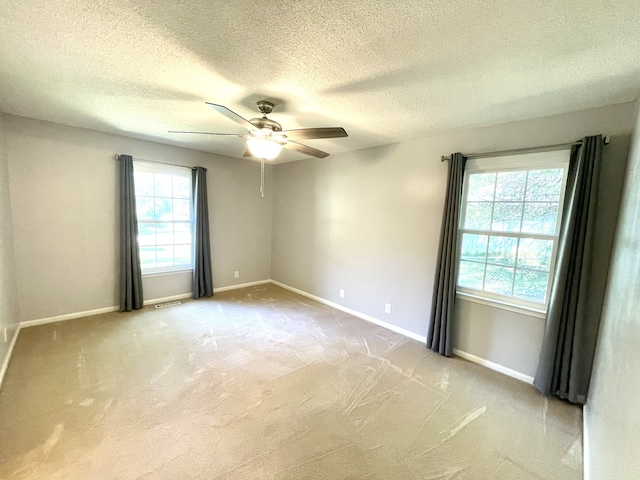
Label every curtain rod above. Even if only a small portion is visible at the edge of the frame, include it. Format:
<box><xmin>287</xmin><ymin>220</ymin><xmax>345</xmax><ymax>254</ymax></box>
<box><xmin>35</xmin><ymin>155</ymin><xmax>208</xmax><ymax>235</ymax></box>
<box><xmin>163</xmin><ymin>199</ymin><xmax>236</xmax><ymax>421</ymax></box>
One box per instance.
<box><xmin>440</xmin><ymin>135</ymin><xmax>610</xmax><ymax>162</ymax></box>
<box><xmin>115</xmin><ymin>154</ymin><xmax>195</xmax><ymax>170</ymax></box>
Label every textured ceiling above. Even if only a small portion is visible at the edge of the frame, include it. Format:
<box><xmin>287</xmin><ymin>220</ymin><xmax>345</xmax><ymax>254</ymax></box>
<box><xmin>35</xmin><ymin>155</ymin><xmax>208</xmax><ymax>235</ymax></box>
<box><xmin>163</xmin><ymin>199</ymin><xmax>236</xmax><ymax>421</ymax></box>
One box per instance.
<box><xmin>1</xmin><ymin>0</ymin><xmax>639</xmax><ymax>163</ymax></box>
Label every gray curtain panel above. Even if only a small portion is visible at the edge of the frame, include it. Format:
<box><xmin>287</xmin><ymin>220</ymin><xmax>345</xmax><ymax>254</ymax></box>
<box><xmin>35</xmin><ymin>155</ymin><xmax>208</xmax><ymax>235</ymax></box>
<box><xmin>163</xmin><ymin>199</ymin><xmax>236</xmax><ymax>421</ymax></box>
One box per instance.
<box><xmin>534</xmin><ymin>135</ymin><xmax>605</xmax><ymax>404</ymax></box>
<box><xmin>119</xmin><ymin>154</ymin><xmax>143</xmax><ymax>311</ymax></box>
<box><xmin>427</xmin><ymin>153</ymin><xmax>466</xmax><ymax>356</ymax></box>
<box><xmin>192</xmin><ymin>167</ymin><xmax>213</xmax><ymax>298</ymax></box>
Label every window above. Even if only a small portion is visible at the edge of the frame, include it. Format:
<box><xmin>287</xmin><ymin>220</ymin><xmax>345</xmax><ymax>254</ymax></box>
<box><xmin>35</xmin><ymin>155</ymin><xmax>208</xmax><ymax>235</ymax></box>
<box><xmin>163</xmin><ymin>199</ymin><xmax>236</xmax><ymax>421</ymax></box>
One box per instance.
<box><xmin>133</xmin><ymin>162</ymin><xmax>193</xmax><ymax>274</ymax></box>
<box><xmin>456</xmin><ymin>151</ymin><xmax>570</xmax><ymax>313</ymax></box>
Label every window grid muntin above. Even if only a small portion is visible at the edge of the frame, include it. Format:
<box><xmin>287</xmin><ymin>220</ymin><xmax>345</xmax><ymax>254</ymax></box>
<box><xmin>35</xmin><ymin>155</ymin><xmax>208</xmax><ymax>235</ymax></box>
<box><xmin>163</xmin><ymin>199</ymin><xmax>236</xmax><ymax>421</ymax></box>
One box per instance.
<box><xmin>457</xmin><ymin>158</ymin><xmax>569</xmax><ymax>310</ymax></box>
<box><xmin>459</xmin><ymin>232</ymin><xmax>554</xmax><ymax>303</ymax></box>
<box><xmin>134</xmin><ymin>163</ymin><xmax>193</xmax><ymax>273</ymax></box>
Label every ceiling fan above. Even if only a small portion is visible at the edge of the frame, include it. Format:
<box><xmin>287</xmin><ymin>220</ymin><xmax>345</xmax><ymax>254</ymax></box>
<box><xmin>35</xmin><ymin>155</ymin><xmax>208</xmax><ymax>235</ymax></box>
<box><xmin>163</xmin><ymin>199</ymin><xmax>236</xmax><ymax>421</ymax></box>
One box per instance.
<box><xmin>169</xmin><ymin>101</ymin><xmax>348</xmax><ymax>160</ymax></box>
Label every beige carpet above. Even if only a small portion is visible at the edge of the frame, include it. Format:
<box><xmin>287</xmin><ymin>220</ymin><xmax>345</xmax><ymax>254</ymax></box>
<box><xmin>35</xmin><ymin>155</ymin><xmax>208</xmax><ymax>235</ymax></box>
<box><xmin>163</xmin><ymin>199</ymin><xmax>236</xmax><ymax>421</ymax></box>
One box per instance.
<box><xmin>0</xmin><ymin>284</ymin><xmax>582</xmax><ymax>479</ymax></box>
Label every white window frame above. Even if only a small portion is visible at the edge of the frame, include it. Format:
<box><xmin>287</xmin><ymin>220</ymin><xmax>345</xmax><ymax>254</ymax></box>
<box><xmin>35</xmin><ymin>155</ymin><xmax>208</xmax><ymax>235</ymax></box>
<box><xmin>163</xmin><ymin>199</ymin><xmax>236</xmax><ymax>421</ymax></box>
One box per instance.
<box><xmin>456</xmin><ymin>150</ymin><xmax>570</xmax><ymax>317</ymax></box>
<box><xmin>133</xmin><ymin>161</ymin><xmax>194</xmax><ymax>275</ymax></box>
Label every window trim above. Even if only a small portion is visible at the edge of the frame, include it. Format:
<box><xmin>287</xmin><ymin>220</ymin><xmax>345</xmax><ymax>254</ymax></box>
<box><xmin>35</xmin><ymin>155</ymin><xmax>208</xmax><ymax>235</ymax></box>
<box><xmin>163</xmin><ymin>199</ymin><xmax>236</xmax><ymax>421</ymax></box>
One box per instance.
<box><xmin>456</xmin><ymin>150</ymin><xmax>571</xmax><ymax>313</ymax></box>
<box><xmin>133</xmin><ymin>161</ymin><xmax>194</xmax><ymax>275</ymax></box>
<box><xmin>456</xmin><ymin>292</ymin><xmax>547</xmax><ymax>319</ymax></box>
<box><xmin>142</xmin><ymin>268</ymin><xmax>193</xmax><ymax>278</ymax></box>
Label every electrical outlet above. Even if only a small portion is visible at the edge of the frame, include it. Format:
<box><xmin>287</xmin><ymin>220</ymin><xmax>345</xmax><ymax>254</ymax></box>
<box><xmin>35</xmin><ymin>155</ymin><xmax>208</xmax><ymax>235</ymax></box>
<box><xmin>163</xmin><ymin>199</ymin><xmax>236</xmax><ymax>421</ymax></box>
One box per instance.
<box><xmin>339</xmin><ymin>289</ymin><xmax>345</xmax><ymax>298</ymax></box>
<box><xmin>234</xmin><ymin>271</ymin><xmax>240</xmax><ymax>278</ymax></box>
<box><xmin>385</xmin><ymin>303</ymin><xmax>392</xmax><ymax>314</ymax></box>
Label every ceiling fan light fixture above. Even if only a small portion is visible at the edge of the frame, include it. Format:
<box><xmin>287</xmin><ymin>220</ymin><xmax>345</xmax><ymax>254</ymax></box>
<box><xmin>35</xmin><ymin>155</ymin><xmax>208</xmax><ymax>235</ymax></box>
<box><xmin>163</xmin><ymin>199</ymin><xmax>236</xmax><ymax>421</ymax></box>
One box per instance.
<box><xmin>170</xmin><ymin>101</ymin><xmax>346</xmax><ymax>161</ymax></box>
<box><xmin>246</xmin><ymin>136</ymin><xmax>283</xmax><ymax>160</ymax></box>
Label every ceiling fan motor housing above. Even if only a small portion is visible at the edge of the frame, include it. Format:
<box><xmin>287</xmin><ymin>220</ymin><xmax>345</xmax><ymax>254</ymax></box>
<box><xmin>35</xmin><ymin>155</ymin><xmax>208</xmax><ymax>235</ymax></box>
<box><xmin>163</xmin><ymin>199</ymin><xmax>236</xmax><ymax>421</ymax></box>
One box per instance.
<box><xmin>249</xmin><ymin>116</ymin><xmax>283</xmax><ymax>132</ymax></box>
<box><xmin>249</xmin><ymin>101</ymin><xmax>282</xmax><ymax>131</ymax></box>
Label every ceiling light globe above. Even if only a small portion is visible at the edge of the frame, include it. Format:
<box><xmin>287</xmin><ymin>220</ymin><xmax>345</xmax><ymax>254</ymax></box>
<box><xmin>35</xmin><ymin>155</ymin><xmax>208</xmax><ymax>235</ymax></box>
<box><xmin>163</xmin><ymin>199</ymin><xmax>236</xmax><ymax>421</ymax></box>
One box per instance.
<box><xmin>247</xmin><ymin>137</ymin><xmax>283</xmax><ymax>160</ymax></box>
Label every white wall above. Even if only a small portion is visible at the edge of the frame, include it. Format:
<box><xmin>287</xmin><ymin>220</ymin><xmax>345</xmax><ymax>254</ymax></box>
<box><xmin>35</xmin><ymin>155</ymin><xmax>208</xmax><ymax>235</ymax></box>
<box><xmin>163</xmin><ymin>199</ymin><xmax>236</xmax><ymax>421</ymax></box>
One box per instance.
<box><xmin>0</xmin><ymin>113</ymin><xmax>19</xmax><ymax>380</ymax></box>
<box><xmin>4</xmin><ymin>115</ymin><xmax>273</xmax><ymax>322</ymax></box>
<box><xmin>584</xmin><ymin>102</ymin><xmax>640</xmax><ymax>480</ymax></box>
<box><xmin>272</xmin><ymin>102</ymin><xmax>635</xmax><ymax>378</ymax></box>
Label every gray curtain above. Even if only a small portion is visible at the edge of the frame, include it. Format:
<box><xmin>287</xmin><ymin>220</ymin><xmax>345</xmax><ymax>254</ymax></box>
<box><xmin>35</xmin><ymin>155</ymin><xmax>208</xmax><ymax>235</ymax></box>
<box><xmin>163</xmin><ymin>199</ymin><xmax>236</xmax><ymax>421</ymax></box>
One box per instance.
<box><xmin>427</xmin><ymin>153</ymin><xmax>466</xmax><ymax>356</ymax></box>
<box><xmin>534</xmin><ymin>135</ymin><xmax>605</xmax><ymax>404</ymax></box>
<box><xmin>192</xmin><ymin>167</ymin><xmax>213</xmax><ymax>298</ymax></box>
<box><xmin>119</xmin><ymin>154</ymin><xmax>143</xmax><ymax>311</ymax></box>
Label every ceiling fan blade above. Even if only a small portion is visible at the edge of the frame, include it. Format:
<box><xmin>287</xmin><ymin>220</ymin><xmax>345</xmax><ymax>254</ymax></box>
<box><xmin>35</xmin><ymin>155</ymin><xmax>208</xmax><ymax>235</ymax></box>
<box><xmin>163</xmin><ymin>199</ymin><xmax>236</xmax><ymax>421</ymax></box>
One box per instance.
<box><xmin>281</xmin><ymin>127</ymin><xmax>348</xmax><ymax>140</ymax></box>
<box><xmin>168</xmin><ymin>131</ymin><xmax>247</xmax><ymax>137</ymax></box>
<box><xmin>283</xmin><ymin>140</ymin><xmax>329</xmax><ymax>158</ymax></box>
<box><xmin>205</xmin><ymin>102</ymin><xmax>255</xmax><ymax>130</ymax></box>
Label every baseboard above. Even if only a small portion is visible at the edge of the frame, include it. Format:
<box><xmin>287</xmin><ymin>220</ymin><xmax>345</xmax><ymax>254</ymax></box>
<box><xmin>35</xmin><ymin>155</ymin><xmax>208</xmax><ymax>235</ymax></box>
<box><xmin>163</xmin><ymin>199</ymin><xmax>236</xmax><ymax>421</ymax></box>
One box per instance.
<box><xmin>20</xmin><ymin>305</ymin><xmax>120</xmax><ymax>329</ymax></box>
<box><xmin>583</xmin><ymin>405</ymin><xmax>591</xmax><ymax>480</ymax></box>
<box><xmin>214</xmin><ymin>279</ymin><xmax>271</xmax><ymax>293</ymax></box>
<box><xmin>19</xmin><ymin>280</ymin><xmax>273</xmax><ymax>329</ymax></box>
<box><xmin>0</xmin><ymin>325</ymin><xmax>21</xmax><ymax>392</ymax></box>
<box><xmin>269</xmin><ymin>280</ymin><xmax>428</xmax><ymax>343</ymax></box>
<box><xmin>452</xmin><ymin>348</ymin><xmax>534</xmax><ymax>385</ymax></box>
<box><xmin>144</xmin><ymin>280</ymin><xmax>272</xmax><ymax>300</ymax></box>
<box><xmin>143</xmin><ymin>293</ymin><xmax>192</xmax><ymax>306</ymax></box>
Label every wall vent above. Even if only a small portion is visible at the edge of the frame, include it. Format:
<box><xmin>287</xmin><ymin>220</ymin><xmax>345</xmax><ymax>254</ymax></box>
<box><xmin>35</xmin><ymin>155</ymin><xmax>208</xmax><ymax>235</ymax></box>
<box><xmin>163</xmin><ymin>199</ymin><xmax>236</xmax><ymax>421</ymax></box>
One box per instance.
<box><xmin>155</xmin><ymin>301</ymin><xmax>182</xmax><ymax>309</ymax></box>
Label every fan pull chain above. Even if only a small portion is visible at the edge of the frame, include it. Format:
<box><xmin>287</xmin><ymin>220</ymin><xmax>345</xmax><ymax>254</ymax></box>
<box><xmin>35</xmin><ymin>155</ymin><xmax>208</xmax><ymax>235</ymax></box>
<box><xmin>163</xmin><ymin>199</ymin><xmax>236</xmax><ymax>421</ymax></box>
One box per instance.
<box><xmin>260</xmin><ymin>159</ymin><xmax>265</xmax><ymax>198</ymax></box>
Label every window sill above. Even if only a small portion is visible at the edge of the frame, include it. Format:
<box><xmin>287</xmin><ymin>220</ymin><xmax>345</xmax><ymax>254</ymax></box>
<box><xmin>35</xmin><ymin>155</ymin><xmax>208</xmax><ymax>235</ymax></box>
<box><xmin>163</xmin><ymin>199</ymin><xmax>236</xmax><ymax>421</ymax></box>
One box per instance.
<box><xmin>142</xmin><ymin>268</ymin><xmax>193</xmax><ymax>278</ymax></box>
<box><xmin>456</xmin><ymin>292</ymin><xmax>547</xmax><ymax>319</ymax></box>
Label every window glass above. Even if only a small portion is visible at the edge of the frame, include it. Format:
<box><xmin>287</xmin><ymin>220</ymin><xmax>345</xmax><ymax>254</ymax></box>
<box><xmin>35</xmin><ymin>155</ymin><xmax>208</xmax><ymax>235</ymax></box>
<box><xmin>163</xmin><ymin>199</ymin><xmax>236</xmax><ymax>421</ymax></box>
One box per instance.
<box><xmin>457</xmin><ymin>155</ymin><xmax>568</xmax><ymax>310</ymax></box>
<box><xmin>134</xmin><ymin>163</ymin><xmax>193</xmax><ymax>273</ymax></box>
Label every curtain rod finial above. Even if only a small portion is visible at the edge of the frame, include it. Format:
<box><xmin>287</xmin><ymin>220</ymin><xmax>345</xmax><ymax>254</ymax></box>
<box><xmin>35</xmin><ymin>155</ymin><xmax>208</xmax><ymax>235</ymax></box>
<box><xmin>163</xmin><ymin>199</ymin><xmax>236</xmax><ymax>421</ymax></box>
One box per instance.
<box><xmin>441</xmin><ymin>155</ymin><xmax>450</xmax><ymax>162</ymax></box>
<box><xmin>604</xmin><ymin>135</ymin><xmax>611</xmax><ymax>145</ymax></box>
